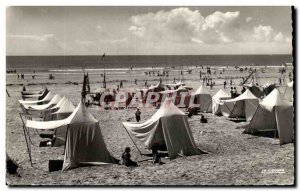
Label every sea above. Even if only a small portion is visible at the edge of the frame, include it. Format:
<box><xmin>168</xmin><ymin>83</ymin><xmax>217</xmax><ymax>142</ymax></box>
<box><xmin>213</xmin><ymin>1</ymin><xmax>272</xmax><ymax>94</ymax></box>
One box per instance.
<box><xmin>6</xmin><ymin>55</ymin><xmax>293</xmax><ymax>72</ymax></box>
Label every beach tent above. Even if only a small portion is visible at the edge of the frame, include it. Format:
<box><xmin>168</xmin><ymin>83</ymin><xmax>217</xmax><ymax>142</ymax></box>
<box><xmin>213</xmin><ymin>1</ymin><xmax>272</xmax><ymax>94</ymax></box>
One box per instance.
<box><xmin>122</xmin><ymin>98</ymin><xmax>204</xmax><ymax>159</ymax></box>
<box><xmin>21</xmin><ymin>88</ymin><xmax>44</xmax><ymax>95</ymax></box>
<box><xmin>25</xmin><ymin>102</ymin><xmax>117</xmax><ymax>170</ymax></box>
<box><xmin>44</xmin><ymin>98</ymin><xmax>76</xmax><ymax>121</ymax></box>
<box><xmin>148</xmin><ymin>82</ymin><xmax>165</xmax><ymax>92</ymax></box>
<box><xmin>32</xmin><ymin>96</ymin><xmax>67</xmax><ymax>117</ymax></box>
<box><xmin>220</xmin><ymin>89</ymin><xmax>259</xmax><ymax>121</ymax></box>
<box><xmin>191</xmin><ymin>85</ymin><xmax>212</xmax><ymax>112</ymax></box>
<box><xmin>19</xmin><ymin>92</ymin><xmax>54</xmax><ymax>105</ymax></box>
<box><xmin>243</xmin><ymin>89</ymin><xmax>294</xmax><ymax>145</ymax></box>
<box><xmin>165</xmin><ymin>81</ymin><xmax>185</xmax><ymax>89</ymax></box>
<box><xmin>24</xmin><ymin>94</ymin><xmax>62</xmax><ymax>110</ymax></box>
<box><xmin>22</xmin><ymin>88</ymin><xmax>49</xmax><ymax>100</ymax></box>
<box><xmin>209</xmin><ymin>89</ymin><xmax>231</xmax><ymax>115</ymax></box>
<box><xmin>159</xmin><ymin>85</ymin><xmax>189</xmax><ymax>95</ymax></box>
<box><xmin>284</xmin><ymin>81</ymin><xmax>293</xmax><ymax>102</ymax></box>
<box><xmin>159</xmin><ymin>86</ymin><xmax>190</xmax><ymax>107</ymax></box>
<box><xmin>243</xmin><ymin>82</ymin><xmax>262</xmax><ymax>98</ymax></box>
<box><xmin>262</xmin><ymin>81</ymin><xmax>277</xmax><ymax>97</ymax></box>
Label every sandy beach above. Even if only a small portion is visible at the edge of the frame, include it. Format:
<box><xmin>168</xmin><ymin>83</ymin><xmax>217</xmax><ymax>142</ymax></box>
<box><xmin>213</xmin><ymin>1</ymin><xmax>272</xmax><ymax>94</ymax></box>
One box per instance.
<box><xmin>6</xmin><ymin>64</ymin><xmax>294</xmax><ymax>186</ymax></box>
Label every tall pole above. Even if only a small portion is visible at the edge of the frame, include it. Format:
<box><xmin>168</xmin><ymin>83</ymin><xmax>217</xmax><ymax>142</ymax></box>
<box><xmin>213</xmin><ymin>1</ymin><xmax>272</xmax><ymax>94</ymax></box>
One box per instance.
<box><xmin>102</xmin><ymin>53</ymin><xmax>106</xmax><ymax>89</ymax></box>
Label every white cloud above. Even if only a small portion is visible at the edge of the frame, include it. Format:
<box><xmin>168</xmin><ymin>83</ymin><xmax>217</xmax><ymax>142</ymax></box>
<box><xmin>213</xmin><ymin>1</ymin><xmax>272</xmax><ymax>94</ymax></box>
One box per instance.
<box><xmin>96</xmin><ymin>25</ymin><xmax>102</xmax><ymax>31</ymax></box>
<box><xmin>246</xmin><ymin>17</ymin><xmax>252</xmax><ymax>23</ymax></box>
<box><xmin>252</xmin><ymin>25</ymin><xmax>291</xmax><ymax>43</ymax></box>
<box><xmin>7</xmin><ymin>34</ymin><xmax>64</xmax><ymax>55</ymax></box>
<box><xmin>191</xmin><ymin>38</ymin><xmax>203</xmax><ymax>44</ymax></box>
<box><xmin>274</xmin><ymin>32</ymin><xmax>284</xmax><ymax>42</ymax></box>
<box><xmin>7</xmin><ymin>34</ymin><xmax>64</xmax><ymax>50</ymax></box>
<box><xmin>129</xmin><ymin>8</ymin><xmax>241</xmax><ymax>44</ymax></box>
<box><xmin>7</xmin><ymin>34</ymin><xmax>55</xmax><ymax>42</ymax></box>
<box><xmin>253</xmin><ymin>25</ymin><xmax>274</xmax><ymax>41</ymax></box>
<box><xmin>76</xmin><ymin>40</ymin><xmax>96</xmax><ymax>47</ymax></box>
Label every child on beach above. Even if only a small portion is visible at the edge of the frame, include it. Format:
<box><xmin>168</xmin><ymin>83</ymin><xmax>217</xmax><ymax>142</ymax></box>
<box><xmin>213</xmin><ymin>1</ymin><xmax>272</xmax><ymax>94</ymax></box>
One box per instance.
<box><xmin>200</xmin><ymin>114</ymin><xmax>208</xmax><ymax>123</ymax></box>
<box><xmin>121</xmin><ymin>147</ymin><xmax>138</xmax><ymax>167</ymax></box>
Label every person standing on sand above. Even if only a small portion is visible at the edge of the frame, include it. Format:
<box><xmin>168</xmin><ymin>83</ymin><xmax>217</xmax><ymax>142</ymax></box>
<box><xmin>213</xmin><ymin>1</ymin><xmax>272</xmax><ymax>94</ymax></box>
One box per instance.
<box><xmin>233</xmin><ymin>87</ymin><xmax>237</xmax><ymax>97</ymax></box>
<box><xmin>135</xmin><ymin>108</ymin><xmax>141</xmax><ymax>122</ymax></box>
<box><xmin>145</xmin><ymin>80</ymin><xmax>147</xmax><ymax>87</ymax></box>
<box><xmin>241</xmin><ymin>87</ymin><xmax>246</xmax><ymax>94</ymax></box>
<box><xmin>230</xmin><ymin>87</ymin><xmax>234</xmax><ymax>98</ymax></box>
<box><xmin>224</xmin><ymin>81</ymin><xmax>227</xmax><ymax>89</ymax></box>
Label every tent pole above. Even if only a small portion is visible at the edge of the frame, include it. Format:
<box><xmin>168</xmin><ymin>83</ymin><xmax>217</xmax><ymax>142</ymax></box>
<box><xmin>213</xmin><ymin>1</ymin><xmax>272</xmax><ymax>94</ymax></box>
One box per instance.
<box><xmin>22</xmin><ymin>124</ymin><xmax>33</xmax><ymax>166</ymax></box>
<box><xmin>123</xmin><ymin>126</ymin><xmax>142</xmax><ymax>155</ymax></box>
<box><xmin>225</xmin><ymin>102</ymin><xmax>240</xmax><ymax>119</ymax></box>
<box><xmin>62</xmin><ymin>125</ymin><xmax>69</xmax><ymax>155</ymax></box>
<box><xmin>19</xmin><ymin>113</ymin><xmax>32</xmax><ymax>166</ymax></box>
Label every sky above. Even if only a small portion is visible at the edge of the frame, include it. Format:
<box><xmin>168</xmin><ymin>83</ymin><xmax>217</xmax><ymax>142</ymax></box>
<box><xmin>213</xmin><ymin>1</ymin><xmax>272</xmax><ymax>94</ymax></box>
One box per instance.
<box><xmin>6</xmin><ymin>6</ymin><xmax>293</xmax><ymax>55</ymax></box>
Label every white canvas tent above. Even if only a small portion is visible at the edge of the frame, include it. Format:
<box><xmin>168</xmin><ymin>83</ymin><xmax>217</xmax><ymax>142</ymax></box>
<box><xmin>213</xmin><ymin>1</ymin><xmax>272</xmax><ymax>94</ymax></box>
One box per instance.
<box><xmin>210</xmin><ymin>89</ymin><xmax>231</xmax><ymax>115</ymax></box>
<box><xmin>19</xmin><ymin>92</ymin><xmax>54</xmax><ymax>105</ymax></box>
<box><xmin>284</xmin><ymin>81</ymin><xmax>293</xmax><ymax>102</ymax></box>
<box><xmin>22</xmin><ymin>88</ymin><xmax>49</xmax><ymax>99</ymax></box>
<box><xmin>243</xmin><ymin>89</ymin><xmax>294</xmax><ymax>145</ymax></box>
<box><xmin>165</xmin><ymin>81</ymin><xmax>185</xmax><ymax>88</ymax></box>
<box><xmin>44</xmin><ymin>98</ymin><xmax>76</xmax><ymax>121</ymax></box>
<box><xmin>191</xmin><ymin>85</ymin><xmax>212</xmax><ymax>112</ymax></box>
<box><xmin>122</xmin><ymin>98</ymin><xmax>204</xmax><ymax>159</ymax></box>
<box><xmin>21</xmin><ymin>88</ymin><xmax>44</xmax><ymax>95</ymax></box>
<box><xmin>220</xmin><ymin>89</ymin><xmax>259</xmax><ymax>121</ymax></box>
<box><xmin>25</xmin><ymin>102</ymin><xmax>117</xmax><ymax>170</ymax></box>
<box><xmin>148</xmin><ymin>82</ymin><xmax>165</xmax><ymax>92</ymax></box>
<box><xmin>24</xmin><ymin>94</ymin><xmax>62</xmax><ymax>110</ymax></box>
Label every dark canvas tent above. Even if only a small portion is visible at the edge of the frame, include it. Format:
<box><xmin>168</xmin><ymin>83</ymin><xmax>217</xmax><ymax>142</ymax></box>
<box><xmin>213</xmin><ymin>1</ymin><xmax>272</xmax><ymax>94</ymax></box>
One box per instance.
<box><xmin>243</xmin><ymin>89</ymin><xmax>294</xmax><ymax>145</ymax></box>
<box><xmin>122</xmin><ymin>98</ymin><xmax>205</xmax><ymax>159</ymax></box>
<box><xmin>220</xmin><ymin>89</ymin><xmax>259</xmax><ymax>121</ymax></box>
<box><xmin>243</xmin><ymin>82</ymin><xmax>262</xmax><ymax>98</ymax></box>
<box><xmin>25</xmin><ymin>102</ymin><xmax>117</xmax><ymax>170</ymax></box>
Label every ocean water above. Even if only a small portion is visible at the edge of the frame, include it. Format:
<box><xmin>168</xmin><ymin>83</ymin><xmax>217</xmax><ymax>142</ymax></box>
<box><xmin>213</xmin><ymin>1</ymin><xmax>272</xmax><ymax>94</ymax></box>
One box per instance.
<box><xmin>6</xmin><ymin>55</ymin><xmax>293</xmax><ymax>72</ymax></box>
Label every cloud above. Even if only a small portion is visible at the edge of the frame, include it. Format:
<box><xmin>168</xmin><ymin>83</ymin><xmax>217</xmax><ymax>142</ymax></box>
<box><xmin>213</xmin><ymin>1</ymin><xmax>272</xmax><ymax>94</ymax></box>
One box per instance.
<box><xmin>76</xmin><ymin>40</ymin><xmax>96</xmax><ymax>47</ymax></box>
<box><xmin>252</xmin><ymin>25</ymin><xmax>290</xmax><ymax>43</ymax></box>
<box><xmin>253</xmin><ymin>25</ymin><xmax>274</xmax><ymax>41</ymax></box>
<box><xmin>7</xmin><ymin>34</ymin><xmax>64</xmax><ymax>49</ymax></box>
<box><xmin>129</xmin><ymin>8</ymin><xmax>241</xmax><ymax>44</ymax></box>
<box><xmin>7</xmin><ymin>34</ymin><xmax>55</xmax><ymax>42</ymax></box>
<box><xmin>96</xmin><ymin>25</ymin><xmax>102</xmax><ymax>31</ymax></box>
<box><xmin>246</xmin><ymin>17</ymin><xmax>252</xmax><ymax>23</ymax></box>
<box><xmin>274</xmin><ymin>32</ymin><xmax>284</xmax><ymax>42</ymax></box>
<box><xmin>7</xmin><ymin>34</ymin><xmax>64</xmax><ymax>55</ymax></box>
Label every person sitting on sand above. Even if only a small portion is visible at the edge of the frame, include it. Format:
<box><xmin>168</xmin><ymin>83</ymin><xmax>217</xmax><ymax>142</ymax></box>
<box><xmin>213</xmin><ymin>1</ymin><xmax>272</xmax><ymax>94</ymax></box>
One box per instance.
<box><xmin>135</xmin><ymin>108</ymin><xmax>141</xmax><ymax>122</ymax></box>
<box><xmin>121</xmin><ymin>147</ymin><xmax>138</xmax><ymax>167</ymax></box>
<box><xmin>151</xmin><ymin>143</ymin><xmax>163</xmax><ymax>165</ymax></box>
<box><xmin>200</xmin><ymin>114</ymin><xmax>207</xmax><ymax>123</ymax></box>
